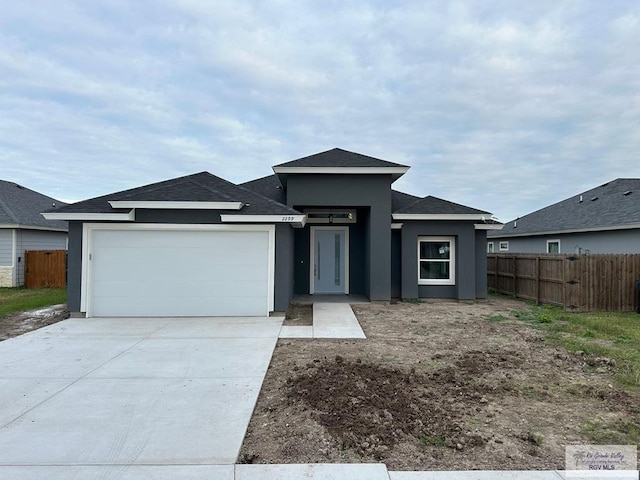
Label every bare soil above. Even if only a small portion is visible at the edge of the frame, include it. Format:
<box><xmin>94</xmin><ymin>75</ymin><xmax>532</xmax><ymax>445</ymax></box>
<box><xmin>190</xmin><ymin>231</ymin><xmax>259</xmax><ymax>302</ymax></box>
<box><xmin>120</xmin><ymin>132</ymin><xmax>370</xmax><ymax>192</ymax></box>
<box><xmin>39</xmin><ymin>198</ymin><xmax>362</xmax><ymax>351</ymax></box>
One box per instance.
<box><xmin>0</xmin><ymin>304</ymin><xmax>69</xmax><ymax>341</ymax></box>
<box><xmin>282</xmin><ymin>303</ymin><xmax>313</xmax><ymax>326</ymax></box>
<box><xmin>239</xmin><ymin>297</ymin><xmax>640</xmax><ymax>470</ymax></box>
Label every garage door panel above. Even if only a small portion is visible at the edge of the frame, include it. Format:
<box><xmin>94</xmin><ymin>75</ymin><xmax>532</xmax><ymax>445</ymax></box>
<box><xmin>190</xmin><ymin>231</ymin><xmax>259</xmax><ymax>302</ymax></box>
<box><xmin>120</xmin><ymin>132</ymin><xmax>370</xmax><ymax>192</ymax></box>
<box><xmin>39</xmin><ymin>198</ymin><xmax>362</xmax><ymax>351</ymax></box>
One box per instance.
<box><xmin>94</xmin><ymin>230</ymin><xmax>266</xmax><ymax>250</ymax></box>
<box><xmin>95</xmin><ymin>249</ymin><xmax>267</xmax><ymax>280</ymax></box>
<box><xmin>89</xmin><ymin>228</ymin><xmax>272</xmax><ymax>317</ymax></box>
<box><xmin>91</xmin><ymin>295</ymin><xmax>267</xmax><ymax>317</ymax></box>
<box><xmin>93</xmin><ymin>279</ymin><xmax>268</xmax><ymax>299</ymax></box>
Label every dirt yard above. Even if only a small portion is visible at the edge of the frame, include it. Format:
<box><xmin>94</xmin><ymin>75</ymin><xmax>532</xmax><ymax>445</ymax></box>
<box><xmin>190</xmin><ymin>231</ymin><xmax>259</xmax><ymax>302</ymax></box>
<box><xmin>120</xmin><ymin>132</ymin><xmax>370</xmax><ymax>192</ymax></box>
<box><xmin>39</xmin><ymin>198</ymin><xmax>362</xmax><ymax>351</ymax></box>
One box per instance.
<box><xmin>240</xmin><ymin>297</ymin><xmax>640</xmax><ymax>470</ymax></box>
<box><xmin>0</xmin><ymin>304</ymin><xmax>69</xmax><ymax>341</ymax></box>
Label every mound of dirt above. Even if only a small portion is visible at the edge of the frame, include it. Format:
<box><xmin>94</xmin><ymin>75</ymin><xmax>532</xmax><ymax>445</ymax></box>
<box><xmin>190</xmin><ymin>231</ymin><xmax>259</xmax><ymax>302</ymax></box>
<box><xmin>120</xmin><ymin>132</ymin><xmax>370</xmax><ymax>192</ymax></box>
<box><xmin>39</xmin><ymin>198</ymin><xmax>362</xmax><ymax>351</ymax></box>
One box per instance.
<box><xmin>287</xmin><ymin>355</ymin><xmax>491</xmax><ymax>458</ymax></box>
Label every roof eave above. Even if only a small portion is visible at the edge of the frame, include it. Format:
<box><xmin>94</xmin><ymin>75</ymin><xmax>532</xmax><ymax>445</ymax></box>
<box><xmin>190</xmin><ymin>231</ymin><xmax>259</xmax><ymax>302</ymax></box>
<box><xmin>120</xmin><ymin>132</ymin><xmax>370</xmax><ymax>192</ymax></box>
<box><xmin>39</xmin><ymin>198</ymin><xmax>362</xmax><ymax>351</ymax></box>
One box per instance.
<box><xmin>488</xmin><ymin>222</ymin><xmax>640</xmax><ymax>238</ymax></box>
<box><xmin>392</xmin><ymin>213</ymin><xmax>489</xmax><ymax>221</ymax></box>
<box><xmin>42</xmin><ymin>211</ymin><xmax>135</xmax><ymax>221</ymax></box>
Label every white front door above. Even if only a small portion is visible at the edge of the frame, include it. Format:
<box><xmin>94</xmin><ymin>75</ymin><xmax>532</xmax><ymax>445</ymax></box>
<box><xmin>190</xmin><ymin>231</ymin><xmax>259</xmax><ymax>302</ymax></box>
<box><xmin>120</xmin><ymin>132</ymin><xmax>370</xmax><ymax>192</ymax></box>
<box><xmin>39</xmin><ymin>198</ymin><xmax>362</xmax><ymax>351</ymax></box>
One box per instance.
<box><xmin>310</xmin><ymin>227</ymin><xmax>349</xmax><ymax>294</ymax></box>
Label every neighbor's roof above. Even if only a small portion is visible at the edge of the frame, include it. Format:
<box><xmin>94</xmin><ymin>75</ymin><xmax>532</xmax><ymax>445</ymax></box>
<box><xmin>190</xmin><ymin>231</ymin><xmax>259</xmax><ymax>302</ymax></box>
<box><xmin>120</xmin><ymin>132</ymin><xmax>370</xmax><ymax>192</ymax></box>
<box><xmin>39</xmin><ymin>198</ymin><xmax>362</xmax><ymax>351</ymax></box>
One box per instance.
<box><xmin>273</xmin><ymin>148</ymin><xmax>409</xmax><ymax>169</ymax></box>
<box><xmin>489</xmin><ymin>178</ymin><xmax>640</xmax><ymax>238</ymax></box>
<box><xmin>48</xmin><ymin>172</ymin><xmax>300</xmax><ymax>216</ymax></box>
<box><xmin>0</xmin><ymin>180</ymin><xmax>67</xmax><ymax>230</ymax></box>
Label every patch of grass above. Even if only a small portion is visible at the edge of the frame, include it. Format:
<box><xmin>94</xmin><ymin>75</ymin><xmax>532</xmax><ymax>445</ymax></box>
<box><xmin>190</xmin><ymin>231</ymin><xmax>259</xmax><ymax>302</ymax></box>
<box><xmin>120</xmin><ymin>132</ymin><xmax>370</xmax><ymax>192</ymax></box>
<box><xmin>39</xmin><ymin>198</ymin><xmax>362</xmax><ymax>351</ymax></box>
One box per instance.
<box><xmin>486</xmin><ymin>314</ymin><xmax>507</xmax><ymax>323</ymax></box>
<box><xmin>0</xmin><ymin>287</ymin><xmax>67</xmax><ymax>316</ymax></box>
<box><xmin>419</xmin><ymin>434</ymin><xmax>446</xmax><ymax>447</ymax></box>
<box><xmin>580</xmin><ymin>420</ymin><xmax>640</xmax><ymax>445</ymax></box>
<box><xmin>510</xmin><ymin>303</ymin><xmax>640</xmax><ymax>389</ymax></box>
<box><xmin>403</xmin><ymin>298</ymin><xmax>426</xmax><ymax>304</ymax></box>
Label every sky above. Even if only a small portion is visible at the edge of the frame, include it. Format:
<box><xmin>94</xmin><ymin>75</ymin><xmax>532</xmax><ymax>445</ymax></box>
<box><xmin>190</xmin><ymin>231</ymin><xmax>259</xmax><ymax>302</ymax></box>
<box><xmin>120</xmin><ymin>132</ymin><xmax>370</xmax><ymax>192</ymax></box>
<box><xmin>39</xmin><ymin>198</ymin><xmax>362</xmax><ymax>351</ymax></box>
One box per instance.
<box><xmin>2</xmin><ymin>1</ymin><xmax>639</xmax><ymax>222</ymax></box>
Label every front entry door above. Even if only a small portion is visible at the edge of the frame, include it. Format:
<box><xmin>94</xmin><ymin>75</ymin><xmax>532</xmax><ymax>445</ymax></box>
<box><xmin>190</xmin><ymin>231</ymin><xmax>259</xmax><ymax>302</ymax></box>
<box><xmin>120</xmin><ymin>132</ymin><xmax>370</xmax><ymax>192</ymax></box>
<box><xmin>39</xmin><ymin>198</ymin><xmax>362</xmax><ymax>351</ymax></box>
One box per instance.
<box><xmin>311</xmin><ymin>227</ymin><xmax>348</xmax><ymax>294</ymax></box>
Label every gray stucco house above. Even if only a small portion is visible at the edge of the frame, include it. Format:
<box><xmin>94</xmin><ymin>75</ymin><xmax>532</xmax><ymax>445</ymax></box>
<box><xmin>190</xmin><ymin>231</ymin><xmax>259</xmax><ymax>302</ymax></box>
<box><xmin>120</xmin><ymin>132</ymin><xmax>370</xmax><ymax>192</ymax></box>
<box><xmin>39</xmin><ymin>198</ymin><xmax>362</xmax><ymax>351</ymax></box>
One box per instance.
<box><xmin>0</xmin><ymin>180</ymin><xmax>68</xmax><ymax>287</ymax></box>
<box><xmin>488</xmin><ymin>178</ymin><xmax>640</xmax><ymax>254</ymax></box>
<box><xmin>44</xmin><ymin>149</ymin><xmax>499</xmax><ymax>317</ymax></box>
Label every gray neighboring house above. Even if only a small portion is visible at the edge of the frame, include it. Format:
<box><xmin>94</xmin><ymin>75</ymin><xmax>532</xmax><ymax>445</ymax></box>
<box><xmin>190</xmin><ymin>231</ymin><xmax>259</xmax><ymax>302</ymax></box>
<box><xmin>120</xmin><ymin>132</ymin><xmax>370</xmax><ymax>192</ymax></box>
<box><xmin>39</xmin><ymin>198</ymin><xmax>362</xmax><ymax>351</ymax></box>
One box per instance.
<box><xmin>0</xmin><ymin>180</ymin><xmax>68</xmax><ymax>287</ymax></box>
<box><xmin>488</xmin><ymin>178</ymin><xmax>640</xmax><ymax>254</ymax></box>
<box><xmin>44</xmin><ymin>148</ymin><xmax>500</xmax><ymax>318</ymax></box>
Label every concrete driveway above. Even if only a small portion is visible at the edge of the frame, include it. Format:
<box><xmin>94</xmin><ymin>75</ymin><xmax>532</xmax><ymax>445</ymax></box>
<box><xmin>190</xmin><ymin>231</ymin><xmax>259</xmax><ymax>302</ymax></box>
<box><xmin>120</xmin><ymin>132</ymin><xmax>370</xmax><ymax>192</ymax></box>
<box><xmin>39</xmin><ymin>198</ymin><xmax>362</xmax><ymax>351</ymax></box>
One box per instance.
<box><xmin>0</xmin><ymin>316</ymin><xmax>282</xmax><ymax>479</ymax></box>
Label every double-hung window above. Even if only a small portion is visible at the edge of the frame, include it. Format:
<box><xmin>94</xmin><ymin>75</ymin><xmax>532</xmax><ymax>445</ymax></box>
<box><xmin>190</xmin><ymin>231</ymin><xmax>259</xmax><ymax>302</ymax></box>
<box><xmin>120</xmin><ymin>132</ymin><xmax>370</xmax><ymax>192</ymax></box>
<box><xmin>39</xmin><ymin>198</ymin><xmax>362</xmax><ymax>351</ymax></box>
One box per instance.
<box><xmin>418</xmin><ymin>236</ymin><xmax>455</xmax><ymax>285</ymax></box>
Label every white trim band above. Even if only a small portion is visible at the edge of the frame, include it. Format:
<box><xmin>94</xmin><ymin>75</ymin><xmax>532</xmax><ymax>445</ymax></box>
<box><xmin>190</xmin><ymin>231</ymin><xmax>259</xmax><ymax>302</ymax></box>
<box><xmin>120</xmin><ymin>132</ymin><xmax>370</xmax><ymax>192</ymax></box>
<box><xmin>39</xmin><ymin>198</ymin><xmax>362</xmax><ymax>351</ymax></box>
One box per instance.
<box><xmin>273</xmin><ymin>166</ymin><xmax>409</xmax><ymax>175</ymax></box>
<box><xmin>393</xmin><ymin>213</ymin><xmax>488</xmax><ymax>221</ymax></box>
<box><xmin>221</xmin><ymin>214</ymin><xmax>306</xmax><ymax>226</ymax></box>
<box><xmin>474</xmin><ymin>223</ymin><xmax>504</xmax><ymax>230</ymax></box>
<box><xmin>108</xmin><ymin>201</ymin><xmax>244</xmax><ymax>210</ymax></box>
<box><xmin>42</xmin><ymin>211</ymin><xmax>135</xmax><ymax>221</ymax></box>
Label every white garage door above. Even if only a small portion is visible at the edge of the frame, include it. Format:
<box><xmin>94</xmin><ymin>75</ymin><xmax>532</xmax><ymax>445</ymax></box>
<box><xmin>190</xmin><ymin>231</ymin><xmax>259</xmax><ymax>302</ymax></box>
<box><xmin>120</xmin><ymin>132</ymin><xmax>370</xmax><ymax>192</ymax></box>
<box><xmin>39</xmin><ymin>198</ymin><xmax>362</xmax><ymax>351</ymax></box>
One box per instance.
<box><xmin>87</xmin><ymin>227</ymin><xmax>272</xmax><ymax>317</ymax></box>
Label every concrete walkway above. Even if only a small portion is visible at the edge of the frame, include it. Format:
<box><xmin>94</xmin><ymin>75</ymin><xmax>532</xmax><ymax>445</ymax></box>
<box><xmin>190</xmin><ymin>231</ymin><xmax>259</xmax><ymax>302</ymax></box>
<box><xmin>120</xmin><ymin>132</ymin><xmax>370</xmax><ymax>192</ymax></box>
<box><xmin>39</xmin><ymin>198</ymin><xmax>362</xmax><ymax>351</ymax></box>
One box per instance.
<box><xmin>279</xmin><ymin>302</ymin><xmax>366</xmax><ymax>339</ymax></box>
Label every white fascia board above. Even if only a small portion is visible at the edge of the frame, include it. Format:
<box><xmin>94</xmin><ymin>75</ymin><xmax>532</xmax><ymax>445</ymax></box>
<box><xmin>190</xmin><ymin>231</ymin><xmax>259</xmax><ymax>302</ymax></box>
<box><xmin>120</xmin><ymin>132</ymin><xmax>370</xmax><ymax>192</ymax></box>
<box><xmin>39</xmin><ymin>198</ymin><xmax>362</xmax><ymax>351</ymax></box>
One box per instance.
<box><xmin>392</xmin><ymin>213</ymin><xmax>488</xmax><ymax>221</ymax></box>
<box><xmin>109</xmin><ymin>201</ymin><xmax>244</xmax><ymax>210</ymax></box>
<box><xmin>0</xmin><ymin>224</ymin><xmax>68</xmax><ymax>232</ymax></box>
<box><xmin>488</xmin><ymin>222</ymin><xmax>640</xmax><ymax>239</ymax></box>
<box><xmin>273</xmin><ymin>166</ymin><xmax>410</xmax><ymax>175</ymax></box>
<box><xmin>475</xmin><ymin>224</ymin><xmax>504</xmax><ymax>230</ymax></box>
<box><xmin>391</xmin><ymin>223</ymin><xmax>403</xmax><ymax>229</ymax></box>
<box><xmin>221</xmin><ymin>214</ymin><xmax>306</xmax><ymax>227</ymax></box>
<box><xmin>42</xmin><ymin>211</ymin><xmax>135</xmax><ymax>221</ymax></box>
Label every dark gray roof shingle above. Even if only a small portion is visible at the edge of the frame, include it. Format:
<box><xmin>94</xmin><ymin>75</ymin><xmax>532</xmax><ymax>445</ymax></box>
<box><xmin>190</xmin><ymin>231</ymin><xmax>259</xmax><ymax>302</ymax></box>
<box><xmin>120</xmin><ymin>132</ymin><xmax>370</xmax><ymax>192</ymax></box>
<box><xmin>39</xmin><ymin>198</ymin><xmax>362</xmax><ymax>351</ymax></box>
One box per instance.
<box><xmin>489</xmin><ymin>178</ymin><xmax>640</xmax><ymax>237</ymax></box>
<box><xmin>240</xmin><ymin>174</ymin><xmax>286</xmax><ymax>204</ymax></box>
<box><xmin>0</xmin><ymin>180</ymin><xmax>67</xmax><ymax>230</ymax></box>
<box><xmin>49</xmin><ymin>172</ymin><xmax>300</xmax><ymax>216</ymax></box>
<box><xmin>394</xmin><ymin>195</ymin><xmax>491</xmax><ymax>215</ymax></box>
<box><xmin>274</xmin><ymin>148</ymin><xmax>409</xmax><ymax>169</ymax></box>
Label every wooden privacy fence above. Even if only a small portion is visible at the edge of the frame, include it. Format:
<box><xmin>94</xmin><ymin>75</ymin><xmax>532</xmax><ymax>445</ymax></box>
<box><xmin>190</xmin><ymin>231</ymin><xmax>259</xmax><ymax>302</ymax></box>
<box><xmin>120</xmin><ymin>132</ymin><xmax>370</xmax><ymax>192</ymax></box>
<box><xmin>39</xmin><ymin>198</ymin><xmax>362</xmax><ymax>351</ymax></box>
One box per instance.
<box><xmin>487</xmin><ymin>253</ymin><xmax>640</xmax><ymax>312</ymax></box>
<box><xmin>24</xmin><ymin>250</ymin><xmax>67</xmax><ymax>288</ymax></box>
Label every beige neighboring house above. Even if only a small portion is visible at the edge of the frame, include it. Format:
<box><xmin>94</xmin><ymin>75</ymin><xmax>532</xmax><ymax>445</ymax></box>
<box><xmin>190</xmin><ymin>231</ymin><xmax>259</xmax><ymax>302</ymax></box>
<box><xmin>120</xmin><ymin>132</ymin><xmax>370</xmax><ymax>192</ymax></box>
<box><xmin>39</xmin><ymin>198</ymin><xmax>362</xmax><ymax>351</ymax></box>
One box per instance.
<box><xmin>0</xmin><ymin>180</ymin><xmax>68</xmax><ymax>287</ymax></box>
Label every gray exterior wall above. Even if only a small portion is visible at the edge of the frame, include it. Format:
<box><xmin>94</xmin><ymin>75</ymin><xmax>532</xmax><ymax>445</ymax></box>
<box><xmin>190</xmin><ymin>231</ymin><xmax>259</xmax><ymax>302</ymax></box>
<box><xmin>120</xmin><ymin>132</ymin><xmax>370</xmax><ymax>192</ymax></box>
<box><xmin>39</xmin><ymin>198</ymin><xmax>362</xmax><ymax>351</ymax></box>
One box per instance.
<box><xmin>274</xmin><ymin>223</ymin><xmax>295</xmax><ymax>311</ymax></box>
<box><xmin>67</xmin><ymin>222</ymin><xmax>83</xmax><ymax>312</ymax></box>
<box><xmin>0</xmin><ymin>230</ymin><xmax>12</xmax><ymax>266</ymax></box>
<box><xmin>489</xmin><ymin>229</ymin><xmax>640</xmax><ymax>254</ymax></box>
<box><xmin>401</xmin><ymin>221</ymin><xmax>479</xmax><ymax>300</ymax></box>
<box><xmin>475</xmin><ymin>230</ymin><xmax>488</xmax><ymax>298</ymax></box>
<box><xmin>285</xmin><ymin>174</ymin><xmax>393</xmax><ymax>301</ymax></box>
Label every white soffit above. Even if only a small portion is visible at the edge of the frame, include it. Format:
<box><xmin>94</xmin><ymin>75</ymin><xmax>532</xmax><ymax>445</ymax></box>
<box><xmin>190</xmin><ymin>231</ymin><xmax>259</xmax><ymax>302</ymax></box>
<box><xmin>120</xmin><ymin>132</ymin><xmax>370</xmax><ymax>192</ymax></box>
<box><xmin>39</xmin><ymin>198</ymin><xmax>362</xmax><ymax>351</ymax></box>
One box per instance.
<box><xmin>42</xmin><ymin>211</ymin><xmax>135</xmax><ymax>221</ymax></box>
<box><xmin>109</xmin><ymin>201</ymin><xmax>244</xmax><ymax>210</ymax></box>
<box><xmin>221</xmin><ymin>214</ymin><xmax>306</xmax><ymax>227</ymax></box>
<box><xmin>273</xmin><ymin>166</ymin><xmax>410</xmax><ymax>175</ymax></box>
<box><xmin>392</xmin><ymin>213</ymin><xmax>488</xmax><ymax>221</ymax></box>
<box><xmin>475</xmin><ymin>224</ymin><xmax>504</xmax><ymax>230</ymax></box>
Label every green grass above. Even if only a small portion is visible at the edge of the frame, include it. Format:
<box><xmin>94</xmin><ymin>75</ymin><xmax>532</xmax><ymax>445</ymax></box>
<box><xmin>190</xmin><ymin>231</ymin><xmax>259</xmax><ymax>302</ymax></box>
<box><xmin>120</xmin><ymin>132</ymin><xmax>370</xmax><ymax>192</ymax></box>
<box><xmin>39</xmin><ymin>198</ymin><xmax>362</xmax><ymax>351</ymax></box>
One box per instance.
<box><xmin>0</xmin><ymin>287</ymin><xmax>67</xmax><ymax>316</ymax></box>
<box><xmin>509</xmin><ymin>302</ymin><xmax>640</xmax><ymax>388</ymax></box>
<box><xmin>580</xmin><ymin>419</ymin><xmax>640</xmax><ymax>444</ymax></box>
<box><xmin>419</xmin><ymin>434</ymin><xmax>446</xmax><ymax>447</ymax></box>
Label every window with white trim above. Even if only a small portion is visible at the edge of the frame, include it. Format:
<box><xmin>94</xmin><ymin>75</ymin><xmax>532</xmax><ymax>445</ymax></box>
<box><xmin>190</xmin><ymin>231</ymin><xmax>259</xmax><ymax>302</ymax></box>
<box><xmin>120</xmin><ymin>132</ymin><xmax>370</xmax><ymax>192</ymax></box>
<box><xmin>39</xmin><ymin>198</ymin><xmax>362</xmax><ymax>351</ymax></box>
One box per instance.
<box><xmin>547</xmin><ymin>240</ymin><xmax>560</xmax><ymax>254</ymax></box>
<box><xmin>499</xmin><ymin>241</ymin><xmax>509</xmax><ymax>251</ymax></box>
<box><xmin>418</xmin><ymin>236</ymin><xmax>455</xmax><ymax>285</ymax></box>
<box><xmin>487</xmin><ymin>242</ymin><xmax>494</xmax><ymax>253</ymax></box>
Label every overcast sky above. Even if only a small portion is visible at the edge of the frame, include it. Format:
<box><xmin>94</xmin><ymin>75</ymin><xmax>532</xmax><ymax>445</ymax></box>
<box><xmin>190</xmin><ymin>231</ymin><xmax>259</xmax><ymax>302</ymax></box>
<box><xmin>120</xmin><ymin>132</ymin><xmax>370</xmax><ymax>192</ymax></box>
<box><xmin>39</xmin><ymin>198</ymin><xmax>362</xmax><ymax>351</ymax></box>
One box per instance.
<box><xmin>2</xmin><ymin>1</ymin><xmax>639</xmax><ymax>222</ymax></box>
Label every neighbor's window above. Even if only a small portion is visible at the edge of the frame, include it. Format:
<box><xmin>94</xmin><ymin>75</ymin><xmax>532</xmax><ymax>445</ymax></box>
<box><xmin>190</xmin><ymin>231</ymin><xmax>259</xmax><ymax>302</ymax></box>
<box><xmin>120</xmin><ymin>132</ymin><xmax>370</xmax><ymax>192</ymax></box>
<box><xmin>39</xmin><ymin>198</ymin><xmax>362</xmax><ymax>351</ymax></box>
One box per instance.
<box><xmin>499</xmin><ymin>241</ymin><xmax>509</xmax><ymax>251</ymax></box>
<box><xmin>487</xmin><ymin>242</ymin><xmax>494</xmax><ymax>253</ymax></box>
<box><xmin>418</xmin><ymin>236</ymin><xmax>455</xmax><ymax>285</ymax></box>
<box><xmin>547</xmin><ymin>240</ymin><xmax>560</xmax><ymax>254</ymax></box>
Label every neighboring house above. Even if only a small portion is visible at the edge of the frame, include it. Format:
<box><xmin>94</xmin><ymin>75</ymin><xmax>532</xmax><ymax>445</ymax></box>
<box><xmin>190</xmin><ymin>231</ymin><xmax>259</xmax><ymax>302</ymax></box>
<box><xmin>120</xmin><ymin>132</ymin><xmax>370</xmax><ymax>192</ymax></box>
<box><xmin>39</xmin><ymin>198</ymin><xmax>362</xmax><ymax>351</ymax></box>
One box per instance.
<box><xmin>488</xmin><ymin>178</ymin><xmax>640</xmax><ymax>254</ymax></box>
<box><xmin>0</xmin><ymin>180</ymin><xmax>68</xmax><ymax>287</ymax></box>
<box><xmin>44</xmin><ymin>148</ymin><xmax>500</xmax><ymax>318</ymax></box>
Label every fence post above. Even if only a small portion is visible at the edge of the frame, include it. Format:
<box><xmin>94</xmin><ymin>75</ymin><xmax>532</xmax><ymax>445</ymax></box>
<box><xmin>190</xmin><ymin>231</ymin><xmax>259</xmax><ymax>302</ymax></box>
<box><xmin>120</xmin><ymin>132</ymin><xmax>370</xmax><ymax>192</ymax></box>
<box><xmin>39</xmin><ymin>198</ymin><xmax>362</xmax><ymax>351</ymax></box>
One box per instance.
<box><xmin>536</xmin><ymin>256</ymin><xmax>540</xmax><ymax>305</ymax></box>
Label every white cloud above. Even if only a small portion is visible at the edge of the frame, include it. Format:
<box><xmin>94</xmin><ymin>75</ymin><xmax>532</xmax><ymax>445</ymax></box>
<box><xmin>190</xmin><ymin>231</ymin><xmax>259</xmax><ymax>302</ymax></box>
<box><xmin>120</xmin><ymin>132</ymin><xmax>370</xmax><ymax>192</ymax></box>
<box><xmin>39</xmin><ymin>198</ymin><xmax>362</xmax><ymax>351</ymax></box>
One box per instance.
<box><xmin>1</xmin><ymin>0</ymin><xmax>639</xmax><ymax>221</ymax></box>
